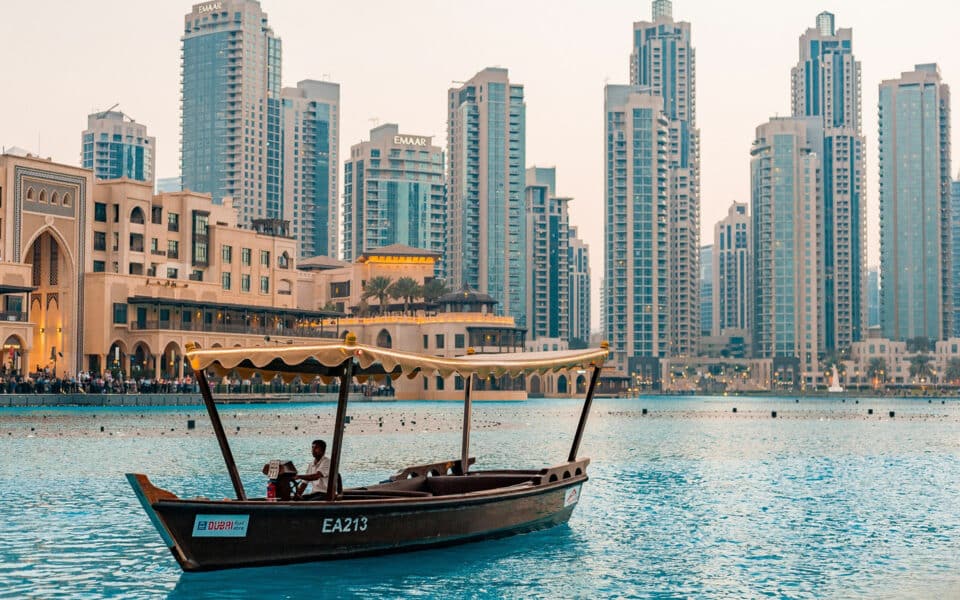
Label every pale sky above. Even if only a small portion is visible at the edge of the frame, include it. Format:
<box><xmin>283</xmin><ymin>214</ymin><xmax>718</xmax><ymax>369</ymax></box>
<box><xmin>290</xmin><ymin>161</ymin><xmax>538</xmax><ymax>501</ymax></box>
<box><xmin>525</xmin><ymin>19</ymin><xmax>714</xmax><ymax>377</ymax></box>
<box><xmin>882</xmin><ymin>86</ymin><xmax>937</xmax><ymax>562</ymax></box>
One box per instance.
<box><xmin>3</xmin><ymin>0</ymin><xmax>959</xmax><ymax>329</ymax></box>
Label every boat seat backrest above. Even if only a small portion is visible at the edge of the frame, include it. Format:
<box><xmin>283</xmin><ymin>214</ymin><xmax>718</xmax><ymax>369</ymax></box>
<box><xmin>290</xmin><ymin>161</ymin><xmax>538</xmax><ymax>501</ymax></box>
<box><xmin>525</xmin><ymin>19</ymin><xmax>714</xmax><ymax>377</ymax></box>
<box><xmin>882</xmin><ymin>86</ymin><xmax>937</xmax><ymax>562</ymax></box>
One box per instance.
<box><xmin>425</xmin><ymin>474</ymin><xmax>537</xmax><ymax>496</ymax></box>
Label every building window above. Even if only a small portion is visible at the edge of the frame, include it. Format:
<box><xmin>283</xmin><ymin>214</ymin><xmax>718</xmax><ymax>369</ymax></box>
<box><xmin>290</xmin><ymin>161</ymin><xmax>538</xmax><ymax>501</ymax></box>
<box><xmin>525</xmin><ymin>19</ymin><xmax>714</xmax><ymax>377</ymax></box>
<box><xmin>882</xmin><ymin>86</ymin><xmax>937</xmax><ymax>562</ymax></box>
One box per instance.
<box><xmin>112</xmin><ymin>303</ymin><xmax>127</xmax><ymax>324</ymax></box>
<box><xmin>330</xmin><ymin>281</ymin><xmax>350</xmax><ymax>297</ymax></box>
<box><xmin>112</xmin><ymin>204</ymin><xmax>119</xmax><ymax>223</ymax></box>
<box><xmin>454</xmin><ymin>375</ymin><xmax>464</xmax><ymax>390</ymax></box>
<box><xmin>93</xmin><ymin>260</ymin><xmax>105</xmax><ymax>272</ymax></box>
<box><xmin>150</xmin><ymin>238</ymin><xmax>159</xmax><ymax>253</ymax></box>
<box><xmin>436</xmin><ymin>334</ymin><xmax>445</xmax><ymax>349</ymax></box>
<box><xmin>455</xmin><ymin>334</ymin><xmax>465</xmax><ymax>349</ymax></box>
<box><xmin>112</xmin><ymin>232</ymin><xmax>119</xmax><ymax>251</ymax></box>
<box><xmin>129</xmin><ymin>262</ymin><xmax>144</xmax><ymax>275</ymax></box>
<box><xmin>260</xmin><ymin>250</ymin><xmax>270</xmax><ymax>266</ymax></box>
<box><xmin>168</xmin><ymin>212</ymin><xmax>179</xmax><ymax>232</ymax></box>
<box><xmin>423</xmin><ymin>376</ymin><xmax>429</xmax><ymax>390</ymax></box>
<box><xmin>93</xmin><ymin>231</ymin><xmax>106</xmax><ymax>251</ymax></box>
<box><xmin>26</xmin><ymin>187</ymin><xmax>34</xmax><ymax>201</ymax></box>
<box><xmin>222</xmin><ymin>272</ymin><xmax>231</xmax><ymax>290</ymax></box>
<box><xmin>260</xmin><ymin>276</ymin><xmax>269</xmax><ymax>294</ymax></box>
<box><xmin>191</xmin><ymin>211</ymin><xmax>209</xmax><ymax>267</ymax></box>
<box><xmin>423</xmin><ymin>335</ymin><xmax>429</xmax><ymax>349</ymax></box>
<box><xmin>130</xmin><ymin>207</ymin><xmax>145</xmax><ymax>224</ymax></box>
<box><xmin>94</xmin><ymin>202</ymin><xmax>107</xmax><ymax>222</ymax></box>
<box><xmin>151</xmin><ymin>206</ymin><xmax>163</xmax><ymax>224</ymax></box>
<box><xmin>167</xmin><ymin>240</ymin><xmax>179</xmax><ymax>259</ymax></box>
<box><xmin>129</xmin><ymin>233</ymin><xmax>144</xmax><ymax>253</ymax></box>
<box><xmin>242</xmin><ymin>248</ymin><xmax>252</xmax><ymax>266</ymax></box>
<box><xmin>222</xmin><ymin>245</ymin><xmax>233</xmax><ymax>264</ymax></box>
<box><xmin>241</xmin><ymin>274</ymin><xmax>251</xmax><ymax>292</ymax></box>
<box><xmin>435</xmin><ymin>376</ymin><xmax>445</xmax><ymax>391</ymax></box>
<box><xmin>167</xmin><ymin>267</ymin><xmax>178</xmax><ymax>279</ymax></box>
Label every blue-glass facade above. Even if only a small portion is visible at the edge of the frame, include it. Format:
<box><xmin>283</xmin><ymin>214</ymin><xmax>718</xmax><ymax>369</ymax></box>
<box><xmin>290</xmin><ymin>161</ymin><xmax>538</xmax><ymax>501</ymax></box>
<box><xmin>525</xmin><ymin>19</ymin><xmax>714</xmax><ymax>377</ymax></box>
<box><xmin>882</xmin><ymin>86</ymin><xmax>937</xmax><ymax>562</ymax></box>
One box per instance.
<box><xmin>700</xmin><ymin>245</ymin><xmax>712</xmax><ymax>337</ymax></box>
<box><xmin>180</xmin><ymin>1</ymin><xmax>281</xmax><ymax>222</ymax></box>
<box><xmin>343</xmin><ymin>125</ymin><xmax>445</xmax><ymax>266</ymax></box>
<box><xmin>81</xmin><ymin>112</ymin><xmax>154</xmax><ymax>183</ymax></box>
<box><xmin>604</xmin><ymin>85</ymin><xmax>670</xmax><ymax>370</ymax></box>
<box><xmin>630</xmin><ymin>3</ymin><xmax>700</xmax><ymax>357</ymax></box>
<box><xmin>879</xmin><ymin>66</ymin><xmax>952</xmax><ymax>341</ymax></box>
<box><xmin>953</xmin><ymin>181</ymin><xmax>960</xmax><ymax>336</ymax></box>
<box><xmin>447</xmin><ymin>69</ymin><xmax>526</xmax><ymax>326</ymax></box>
<box><xmin>791</xmin><ymin>13</ymin><xmax>865</xmax><ymax>353</ymax></box>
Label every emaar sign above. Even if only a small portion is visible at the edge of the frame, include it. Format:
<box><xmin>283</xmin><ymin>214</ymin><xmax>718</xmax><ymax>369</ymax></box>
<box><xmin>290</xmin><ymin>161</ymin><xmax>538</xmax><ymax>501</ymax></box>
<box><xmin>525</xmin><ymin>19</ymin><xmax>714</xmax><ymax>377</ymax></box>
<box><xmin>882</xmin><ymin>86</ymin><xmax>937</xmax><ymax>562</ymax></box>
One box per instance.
<box><xmin>393</xmin><ymin>135</ymin><xmax>430</xmax><ymax>147</ymax></box>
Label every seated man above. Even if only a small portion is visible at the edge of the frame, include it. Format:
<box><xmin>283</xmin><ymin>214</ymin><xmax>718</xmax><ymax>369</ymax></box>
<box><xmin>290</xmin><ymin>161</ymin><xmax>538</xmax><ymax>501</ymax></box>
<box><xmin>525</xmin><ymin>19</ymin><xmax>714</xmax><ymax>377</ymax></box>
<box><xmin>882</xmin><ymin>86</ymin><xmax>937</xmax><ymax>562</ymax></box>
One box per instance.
<box><xmin>296</xmin><ymin>439</ymin><xmax>330</xmax><ymax>499</ymax></box>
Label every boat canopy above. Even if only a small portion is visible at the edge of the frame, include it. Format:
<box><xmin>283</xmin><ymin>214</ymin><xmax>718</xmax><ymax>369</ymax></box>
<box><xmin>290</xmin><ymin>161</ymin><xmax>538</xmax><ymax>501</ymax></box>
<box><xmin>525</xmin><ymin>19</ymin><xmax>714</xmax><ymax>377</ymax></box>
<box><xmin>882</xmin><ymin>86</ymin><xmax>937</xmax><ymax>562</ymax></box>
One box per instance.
<box><xmin>185</xmin><ymin>338</ymin><xmax>608</xmax><ymax>384</ymax></box>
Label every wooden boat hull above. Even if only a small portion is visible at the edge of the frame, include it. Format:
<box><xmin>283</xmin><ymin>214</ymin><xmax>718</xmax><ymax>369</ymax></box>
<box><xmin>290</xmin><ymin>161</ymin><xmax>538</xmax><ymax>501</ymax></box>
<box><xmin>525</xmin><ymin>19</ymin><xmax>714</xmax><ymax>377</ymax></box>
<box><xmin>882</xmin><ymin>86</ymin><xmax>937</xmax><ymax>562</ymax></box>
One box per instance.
<box><xmin>128</xmin><ymin>471</ymin><xmax>587</xmax><ymax>572</ymax></box>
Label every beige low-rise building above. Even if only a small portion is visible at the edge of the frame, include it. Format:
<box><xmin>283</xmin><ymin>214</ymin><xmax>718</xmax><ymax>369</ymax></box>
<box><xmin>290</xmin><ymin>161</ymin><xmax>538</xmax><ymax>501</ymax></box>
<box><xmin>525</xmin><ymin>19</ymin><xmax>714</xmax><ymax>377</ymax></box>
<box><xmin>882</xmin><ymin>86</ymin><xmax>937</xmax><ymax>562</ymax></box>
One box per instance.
<box><xmin>0</xmin><ymin>152</ymin><xmax>605</xmax><ymax>400</ymax></box>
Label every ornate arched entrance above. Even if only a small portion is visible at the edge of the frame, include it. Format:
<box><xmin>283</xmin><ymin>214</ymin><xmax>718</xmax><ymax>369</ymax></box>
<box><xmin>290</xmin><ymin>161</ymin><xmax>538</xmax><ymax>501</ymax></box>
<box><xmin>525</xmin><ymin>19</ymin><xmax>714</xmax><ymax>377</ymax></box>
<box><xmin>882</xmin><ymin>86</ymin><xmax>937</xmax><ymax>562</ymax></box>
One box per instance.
<box><xmin>23</xmin><ymin>228</ymin><xmax>75</xmax><ymax>377</ymax></box>
<box><xmin>557</xmin><ymin>375</ymin><xmax>568</xmax><ymax>395</ymax></box>
<box><xmin>161</xmin><ymin>341</ymin><xmax>182</xmax><ymax>379</ymax></box>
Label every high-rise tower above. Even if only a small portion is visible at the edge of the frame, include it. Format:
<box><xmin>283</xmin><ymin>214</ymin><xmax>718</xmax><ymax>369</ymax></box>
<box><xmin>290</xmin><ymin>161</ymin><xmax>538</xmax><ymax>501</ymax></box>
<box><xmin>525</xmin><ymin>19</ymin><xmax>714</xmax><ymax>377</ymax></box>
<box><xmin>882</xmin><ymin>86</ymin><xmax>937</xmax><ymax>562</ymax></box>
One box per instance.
<box><xmin>343</xmin><ymin>124</ymin><xmax>444</xmax><ymax>263</ymax></box>
<box><xmin>791</xmin><ymin>12</ymin><xmax>866</xmax><ymax>352</ymax></box>
<box><xmin>879</xmin><ymin>64</ymin><xmax>952</xmax><ymax>341</ymax></box>
<box><xmin>447</xmin><ymin>68</ymin><xmax>526</xmax><ymax>326</ymax></box>
<box><xmin>280</xmin><ymin>80</ymin><xmax>340</xmax><ymax>259</ymax></box>
<box><xmin>524</xmin><ymin>167</ymin><xmax>570</xmax><ymax>341</ymax></box>
<box><xmin>604</xmin><ymin>85</ymin><xmax>670</xmax><ymax>373</ymax></box>
<box><xmin>630</xmin><ymin>0</ymin><xmax>700</xmax><ymax>357</ymax></box>
<box><xmin>82</xmin><ymin>110</ymin><xmax>155</xmax><ymax>184</ymax></box>
<box><xmin>180</xmin><ymin>0</ymin><xmax>281</xmax><ymax>222</ymax></box>
<box><xmin>751</xmin><ymin>117</ymin><xmax>823</xmax><ymax>384</ymax></box>
<box><xmin>713</xmin><ymin>202</ymin><xmax>751</xmax><ymax>336</ymax></box>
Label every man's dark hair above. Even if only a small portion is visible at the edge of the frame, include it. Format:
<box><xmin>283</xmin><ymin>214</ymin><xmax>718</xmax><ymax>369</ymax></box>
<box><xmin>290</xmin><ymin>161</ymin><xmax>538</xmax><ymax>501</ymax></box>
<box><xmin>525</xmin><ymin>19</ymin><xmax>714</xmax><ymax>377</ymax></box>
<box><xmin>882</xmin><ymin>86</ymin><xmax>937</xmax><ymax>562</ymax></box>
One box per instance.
<box><xmin>312</xmin><ymin>439</ymin><xmax>326</xmax><ymax>452</ymax></box>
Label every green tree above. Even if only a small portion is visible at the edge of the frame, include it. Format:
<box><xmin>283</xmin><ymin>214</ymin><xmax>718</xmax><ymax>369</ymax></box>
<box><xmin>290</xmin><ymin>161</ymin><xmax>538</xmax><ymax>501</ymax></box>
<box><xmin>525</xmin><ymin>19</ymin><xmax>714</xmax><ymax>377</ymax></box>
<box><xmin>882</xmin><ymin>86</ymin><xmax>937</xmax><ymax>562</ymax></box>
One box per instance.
<box><xmin>362</xmin><ymin>276</ymin><xmax>394</xmax><ymax>314</ymax></box>
<box><xmin>908</xmin><ymin>354</ymin><xmax>934</xmax><ymax>383</ymax></box>
<box><xmin>906</xmin><ymin>336</ymin><xmax>932</xmax><ymax>353</ymax></box>
<box><xmin>946</xmin><ymin>358</ymin><xmax>960</xmax><ymax>385</ymax></box>
<box><xmin>421</xmin><ymin>278</ymin><xmax>450</xmax><ymax>304</ymax></box>
<box><xmin>867</xmin><ymin>357</ymin><xmax>887</xmax><ymax>388</ymax></box>
<box><xmin>388</xmin><ymin>277</ymin><xmax>422</xmax><ymax>316</ymax></box>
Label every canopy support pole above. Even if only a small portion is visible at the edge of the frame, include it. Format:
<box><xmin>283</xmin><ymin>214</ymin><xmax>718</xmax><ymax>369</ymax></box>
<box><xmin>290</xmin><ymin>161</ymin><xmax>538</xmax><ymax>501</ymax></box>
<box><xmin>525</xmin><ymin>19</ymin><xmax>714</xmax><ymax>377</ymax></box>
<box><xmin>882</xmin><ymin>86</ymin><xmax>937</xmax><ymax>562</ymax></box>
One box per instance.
<box><xmin>326</xmin><ymin>360</ymin><xmax>354</xmax><ymax>501</ymax></box>
<box><xmin>460</xmin><ymin>375</ymin><xmax>473</xmax><ymax>475</ymax></box>
<box><xmin>568</xmin><ymin>365</ymin><xmax>602</xmax><ymax>462</ymax></box>
<box><xmin>196</xmin><ymin>370</ymin><xmax>246</xmax><ymax>500</ymax></box>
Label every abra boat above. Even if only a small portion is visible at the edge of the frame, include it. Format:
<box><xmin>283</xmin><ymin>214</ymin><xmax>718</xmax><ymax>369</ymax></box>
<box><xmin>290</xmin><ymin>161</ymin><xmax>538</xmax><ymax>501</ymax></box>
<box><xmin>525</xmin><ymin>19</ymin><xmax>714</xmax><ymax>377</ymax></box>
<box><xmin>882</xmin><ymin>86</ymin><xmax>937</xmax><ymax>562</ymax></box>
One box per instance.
<box><xmin>127</xmin><ymin>336</ymin><xmax>608</xmax><ymax>571</ymax></box>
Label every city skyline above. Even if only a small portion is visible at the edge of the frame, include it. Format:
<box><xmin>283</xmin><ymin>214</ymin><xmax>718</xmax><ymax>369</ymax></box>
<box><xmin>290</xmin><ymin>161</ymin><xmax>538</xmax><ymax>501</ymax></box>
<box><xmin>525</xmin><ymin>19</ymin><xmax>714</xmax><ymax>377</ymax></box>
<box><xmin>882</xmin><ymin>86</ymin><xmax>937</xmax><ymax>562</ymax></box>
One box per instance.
<box><xmin>5</xmin><ymin>1</ymin><xmax>960</xmax><ymax>327</ymax></box>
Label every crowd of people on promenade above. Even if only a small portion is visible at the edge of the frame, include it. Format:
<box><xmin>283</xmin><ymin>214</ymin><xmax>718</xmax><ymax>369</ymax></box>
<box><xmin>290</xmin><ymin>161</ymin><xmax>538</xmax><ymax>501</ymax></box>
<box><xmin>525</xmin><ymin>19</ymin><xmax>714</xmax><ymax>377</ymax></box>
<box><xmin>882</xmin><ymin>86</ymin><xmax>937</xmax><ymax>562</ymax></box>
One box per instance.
<box><xmin>0</xmin><ymin>366</ymin><xmax>395</xmax><ymax>396</ymax></box>
<box><xmin>0</xmin><ymin>367</ymin><xmax>200</xmax><ymax>395</ymax></box>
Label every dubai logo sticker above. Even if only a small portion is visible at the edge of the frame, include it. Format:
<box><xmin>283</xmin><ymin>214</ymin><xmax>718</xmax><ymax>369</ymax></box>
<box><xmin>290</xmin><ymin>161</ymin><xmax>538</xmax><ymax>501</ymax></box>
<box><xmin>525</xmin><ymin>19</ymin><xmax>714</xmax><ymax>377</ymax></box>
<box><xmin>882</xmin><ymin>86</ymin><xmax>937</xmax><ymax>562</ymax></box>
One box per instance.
<box><xmin>192</xmin><ymin>514</ymin><xmax>250</xmax><ymax>537</ymax></box>
<box><xmin>563</xmin><ymin>484</ymin><xmax>582</xmax><ymax>508</ymax></box>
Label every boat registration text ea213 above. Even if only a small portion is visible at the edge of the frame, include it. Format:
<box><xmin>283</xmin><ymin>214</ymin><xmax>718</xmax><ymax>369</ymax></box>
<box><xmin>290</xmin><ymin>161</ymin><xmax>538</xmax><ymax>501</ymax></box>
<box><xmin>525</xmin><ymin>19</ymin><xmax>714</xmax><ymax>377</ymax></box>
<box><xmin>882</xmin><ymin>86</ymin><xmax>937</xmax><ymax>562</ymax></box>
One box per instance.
<box><xmin>191</xmin><ymin>515</ymin><xmax>369</xmax><ymax>537</ymax></box>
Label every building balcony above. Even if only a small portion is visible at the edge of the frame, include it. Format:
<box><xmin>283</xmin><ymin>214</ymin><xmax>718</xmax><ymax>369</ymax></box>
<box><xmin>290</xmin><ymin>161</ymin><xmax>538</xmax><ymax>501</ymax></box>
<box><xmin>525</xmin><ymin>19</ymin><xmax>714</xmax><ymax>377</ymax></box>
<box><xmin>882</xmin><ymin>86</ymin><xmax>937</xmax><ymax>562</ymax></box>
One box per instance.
<box><xmin>129</xmin><ymin>320</ymin><xmax>339</xmax><ymax>339</ymax></box>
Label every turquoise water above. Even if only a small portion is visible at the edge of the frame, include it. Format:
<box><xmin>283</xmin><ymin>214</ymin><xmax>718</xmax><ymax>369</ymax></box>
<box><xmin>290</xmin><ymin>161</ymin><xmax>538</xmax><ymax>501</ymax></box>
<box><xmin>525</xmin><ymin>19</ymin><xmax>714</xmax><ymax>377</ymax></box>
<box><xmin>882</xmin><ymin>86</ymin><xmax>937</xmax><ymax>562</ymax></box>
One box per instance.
<box><xmin>1</xmin><ymin>396</ymin><xmax>959</xmax><ymax>598</ymax></box>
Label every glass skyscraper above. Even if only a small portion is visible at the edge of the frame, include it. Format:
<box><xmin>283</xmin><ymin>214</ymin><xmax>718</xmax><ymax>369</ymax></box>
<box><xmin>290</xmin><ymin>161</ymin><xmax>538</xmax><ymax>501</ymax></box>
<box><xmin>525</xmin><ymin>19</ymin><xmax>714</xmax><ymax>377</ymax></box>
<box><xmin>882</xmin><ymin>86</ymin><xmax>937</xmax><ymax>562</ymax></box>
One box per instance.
<box><xmin>604</xmin><ymin>85</ymin><xmax>670</xmax><ymax>372</ymax></box>
<box><xmin>630</xmin><ymin>0</ymin><xmax>700</xmax><ymax>357</ymax></box>
<box><xmin>568</xmin><ymin>226</ymin><xmax>591</xmax><ymax>346</ymax></box>
<box><xmin>81</xmin><ymin>110</ymin><xmax>155</xmax><ymax>184</ymax></box>
<box><xmin>751</xmin><ymin>117</ymin><xmax>823</xmax><ymax>384</ymax></box>
<box><xmin>700</xmin><ymin>245</ymin><xmax>713</xmax><ymax>338</ymax></box>
<box><xmin>713</xmin><ymin>202</ymin><xmax>751</xmax><ymax>336</ymax></box>
<box><xmin>447</xmin><ymin>68</ymin><xmax>526</xmax><ymax>326</ymax></box>
<box><xmin>180</xmin><ymin>0</ymin><xmax>281</xmax><ymax>222</ymax></box>
<box><xmin>879</xmin><ymin>64</ymin><xmax>952</xmax><ymax>341</ymax></box>
<box><xmin>281</xmin><ymin>80</ymin><xmax>340</xmax><ymax>259</ymax></box>
<box><xmin>524</xmin><ymin>167</ymin><xmax>569</xmax><ymax>341</ymax></box>
<box><xmin>791</xmin><ymin>11</ymin><xmax>866</xmax><ymax>353</ymax></box>
<box><xmin>342</xmin><ymin>124</ymin><xmax>444</xmax><ymax>264</ymax></box>
<box><xmin>953</xmin><ymin>180</ymin><xmax>960</xmax><ymax>337</ymax></box>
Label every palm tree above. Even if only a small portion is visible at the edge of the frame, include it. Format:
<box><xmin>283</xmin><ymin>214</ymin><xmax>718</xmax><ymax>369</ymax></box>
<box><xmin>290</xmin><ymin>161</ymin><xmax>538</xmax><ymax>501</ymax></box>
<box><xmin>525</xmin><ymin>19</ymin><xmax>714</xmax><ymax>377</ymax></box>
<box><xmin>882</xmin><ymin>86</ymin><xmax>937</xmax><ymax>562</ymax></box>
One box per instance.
<box><xmin>908</xmin><ymin>354</ymin><xmax>934</xmax><ymax>384</ymax></box>
<box><xmin>906</xmin><ymin>336</ymin><xmax>931</xmax><ymax>353</ymax></box>
<box><xmin>867</xmin><ymin>357</ymin><xmax>887</xmax><ymax>389</ymax></box>
<box><xmin>362</xmin><ymin>276</ymin><xmax>394</xmax><ymax>314</ymax></box>
<box><xmin>946</xmin><ymin>358</ymin><xmax>960</xmax><ymax>385</ymax></box>
<box><xmin>421</xmin><ymin>278</ymin><xmax>450</xmax><ymax>304</ymax></box>
<box><xmin>388</xmin><ymin>277</ymin><xmax>422</xmax><ymax>316</ymax></box>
